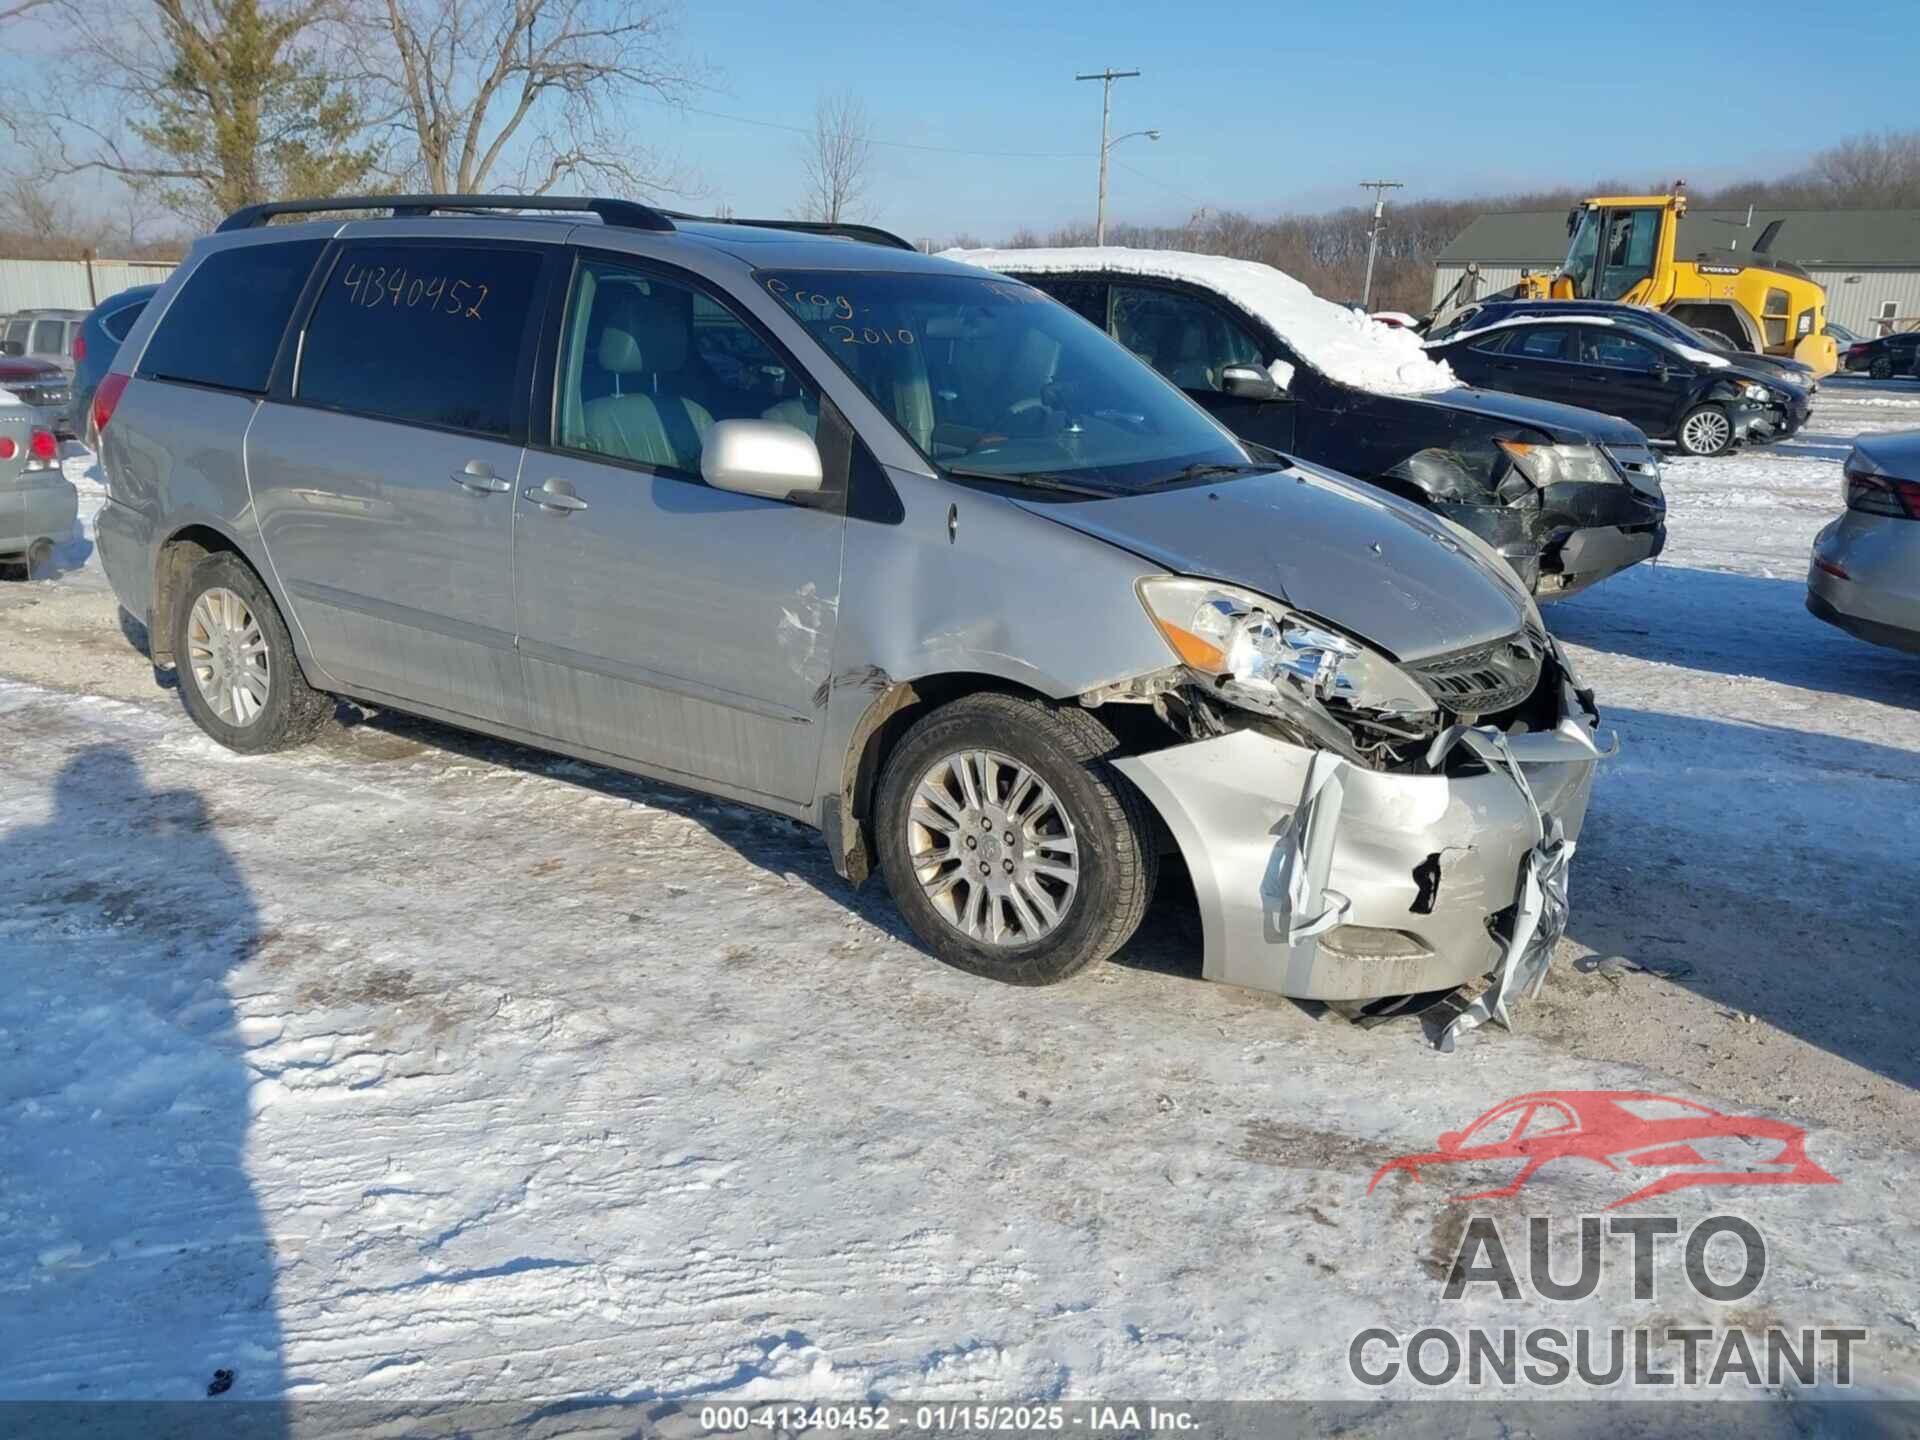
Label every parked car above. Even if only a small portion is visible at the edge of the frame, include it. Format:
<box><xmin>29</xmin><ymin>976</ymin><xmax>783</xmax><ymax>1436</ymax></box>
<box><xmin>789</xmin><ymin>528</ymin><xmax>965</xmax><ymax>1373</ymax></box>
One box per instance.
<box><xmin>1429</xmin><ymin>297</ymin><xmax>1818</xmax><ymax>399</ymax></box>
<box><xmin>95</xmin><ymin>193</ymin><xmax>1607</xmax><ymax>1033</ymax></box>
<box><xmin>1806</xmin><ymin>431</ymin><xmax>1920</xmax><ymax>655</ymax></box>
<box><xmin>1824</xmin><ymin>320</ymin><xmax>1863</xmax><ymax>349</ymax></box>
<box><xmin>1841</xmin><ymin>330</ymin><xmax>1920</xmax><ymax>380</ymax></box>
<box><xmin>953</xmin><ymin>248</ymin><xmax>1666</xmax><ymax>599</ymax></box>
<box><xmin>1426</xmin><ymin>316</ymin><xmax>1784</xmax><ymax>458</ymax></box>
<box><xmin>0</xmin><ymin>355</ymin><xmax>75</xmax><ymax>436</ymax></box>
<box><xmin>0</xmin><ymin>393</ymin><xmax>76</xmax><ymax>579</ymax></box>
<box><xmin>0</xmin><ymin>308</ymin><xmax>87</xmax><ymax>376</ymax></box>
<box><xmin>70</xmin><ymin>285</ymin><xmax>158</xmax><ymax>441</ymax></box>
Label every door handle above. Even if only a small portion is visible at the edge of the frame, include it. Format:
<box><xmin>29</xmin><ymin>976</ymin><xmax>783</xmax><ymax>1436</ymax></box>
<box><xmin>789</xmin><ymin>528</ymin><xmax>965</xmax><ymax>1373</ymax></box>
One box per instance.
<box><xmin>450</xmin><ymin>462</ymin><xmax>509</xmax><ymax>493</ymax></box>
<box><xmin>524</xmin><ymin>481</ymin><xmax>589</xmax><ymax>512</ymax></box>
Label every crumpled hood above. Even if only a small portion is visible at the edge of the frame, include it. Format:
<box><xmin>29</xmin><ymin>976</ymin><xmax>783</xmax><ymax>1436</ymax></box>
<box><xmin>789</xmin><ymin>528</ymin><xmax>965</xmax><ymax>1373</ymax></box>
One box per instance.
<box><xmin>1417</xmin><ymin>385</ymin><xmax>1650</xmax><ymax>446</ymax></box>
<box><xmin>1014</xmin><ymin>465</ymin><xmax>1531</xmax><ymax>662</ymax></box>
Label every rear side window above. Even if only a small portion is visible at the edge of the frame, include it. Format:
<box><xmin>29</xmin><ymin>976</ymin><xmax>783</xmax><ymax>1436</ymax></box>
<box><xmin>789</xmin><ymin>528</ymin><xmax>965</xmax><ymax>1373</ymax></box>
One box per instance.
<box><xmin>31</xmin><ymin>319</ymin><xmax>64</xmax><ymax>354</ymax></box>
<box><xmin>1512</xmin><ymin>327</ymin><xmax>1571</xmax><ymax>360</ymax></box>
<box><xmin>140</xmin><ymin>240</ymin><xmax>325</xmax><ymax>393</ymax></box>
<box><xmin>296</xmin><ymin>242</ymin><xmax>544</xmax><ymax>438</ymax></box>
<box><xmin>102</xmin><ymin>302</ymin><xmax>148</xmax><ymax>343</ymax></box>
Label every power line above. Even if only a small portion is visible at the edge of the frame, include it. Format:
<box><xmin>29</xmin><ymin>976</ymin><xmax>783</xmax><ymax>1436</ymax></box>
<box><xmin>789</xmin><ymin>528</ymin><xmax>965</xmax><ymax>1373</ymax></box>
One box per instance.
<box><xmin>638</xmin><ymin>95</ymin><xmax>1093</xmax><ymax>161</ymax></box>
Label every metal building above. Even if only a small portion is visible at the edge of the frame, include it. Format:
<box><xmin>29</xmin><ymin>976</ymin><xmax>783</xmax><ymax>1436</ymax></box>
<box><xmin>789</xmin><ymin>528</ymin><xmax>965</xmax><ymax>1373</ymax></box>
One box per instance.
<box><xmin>0</xmin><ymin>257</ymin><xmax>178</xmax><ymax>313</ymax></box>
<box><xmin>1432</xmin><ymin>208</ymin><xmax>1920</xmax><ymax>334</ymax></box>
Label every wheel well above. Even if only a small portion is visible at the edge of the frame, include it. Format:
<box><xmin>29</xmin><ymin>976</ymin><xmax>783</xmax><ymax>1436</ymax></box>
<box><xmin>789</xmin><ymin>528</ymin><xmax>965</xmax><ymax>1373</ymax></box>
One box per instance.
<box><xmin>830</xmin><ymin>673</ymin><xmax>1053</xmax><ymax>886</ymax></box>
<box><xmin>1666</xmin><ymin>302</ymin><xmax>1757</xmax><ymax>353</ymax></box>
<box><xmin>150</xmin><ymin>525</ymin><xmax>246</xmax><ymax>668</ymax></box>
<box><xmin>832</xmin><ymin>670</ymin><xmax>1176</xmax><ymax>886</ymax></box>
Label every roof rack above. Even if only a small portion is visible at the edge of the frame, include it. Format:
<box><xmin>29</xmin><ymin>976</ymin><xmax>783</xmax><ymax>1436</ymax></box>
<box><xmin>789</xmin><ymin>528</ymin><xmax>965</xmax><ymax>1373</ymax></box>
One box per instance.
<box><xmin>215</xmin><ymin>193</ymin><xmax>677</xmax><ymax>234</ymax></box>
<box><xmin>663</xmin><ymin>213</ymin><xmax>917</xmax><ymax>251</ymax></box>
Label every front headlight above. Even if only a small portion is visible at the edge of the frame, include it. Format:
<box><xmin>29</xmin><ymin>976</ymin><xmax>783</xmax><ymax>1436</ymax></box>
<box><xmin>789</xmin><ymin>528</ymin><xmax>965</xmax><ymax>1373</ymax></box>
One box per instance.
<box><xmin>1137</xmin><ymin>576</ymin><xmax>1436</xmax><ymax>719</ymax></box>
<box><xmin>1741</xmin><ymin>382</ymin><xmax>1771</xmax><ymax>402</ymax></box>
<box><xmin>1494</xmin><ymin>439</ymin><xmax>1617</xmax><ymax>488</ymax></box>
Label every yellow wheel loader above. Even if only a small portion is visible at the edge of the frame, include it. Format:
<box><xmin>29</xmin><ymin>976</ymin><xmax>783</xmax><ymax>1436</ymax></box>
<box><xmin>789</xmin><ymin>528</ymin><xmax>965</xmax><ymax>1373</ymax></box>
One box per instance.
<box><xmin>1512</xmin><ymin>191</ymin><xmax>1837</xmax><ymax>377</ymax></box>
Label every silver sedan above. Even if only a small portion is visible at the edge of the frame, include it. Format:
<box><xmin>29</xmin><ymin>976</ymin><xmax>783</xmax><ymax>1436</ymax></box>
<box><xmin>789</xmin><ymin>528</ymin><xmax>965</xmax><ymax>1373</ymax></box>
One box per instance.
<box><xmin>0</xmin><ymin>403</ymin><xmax>77</xmax><ymax>579</ymax></box>
<box><xmin>1807</xmin><ymin>431</ymin><xmax>1920</xmax><ymax>654</ymax></box>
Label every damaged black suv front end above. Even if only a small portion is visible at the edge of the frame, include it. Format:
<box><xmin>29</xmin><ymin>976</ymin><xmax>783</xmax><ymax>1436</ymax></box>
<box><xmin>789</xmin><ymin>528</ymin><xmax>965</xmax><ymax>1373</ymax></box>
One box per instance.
<box><xmin>1381</xmin><ymin>411</ymin><xmax>1669</xmax><ymax>600</ymax></box>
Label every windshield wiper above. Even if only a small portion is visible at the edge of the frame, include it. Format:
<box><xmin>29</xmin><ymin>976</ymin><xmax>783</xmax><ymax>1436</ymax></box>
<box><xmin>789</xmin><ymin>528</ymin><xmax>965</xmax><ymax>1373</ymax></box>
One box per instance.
<box><xmin>944</xmin><ymin>466</ymin><xmax>1117</xmax><ymax>498</ymax></box>
<box><xmin>1150</xmin><ymin>460</ymin><xmax>1281</xmax><ymax>488</ymax></box>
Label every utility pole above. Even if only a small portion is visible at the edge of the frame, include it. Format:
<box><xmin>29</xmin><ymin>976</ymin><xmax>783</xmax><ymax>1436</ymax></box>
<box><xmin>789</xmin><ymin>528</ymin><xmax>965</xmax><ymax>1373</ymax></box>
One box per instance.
<box><xmin>1358</xmin><ymin>179</ymin><xmax>1403</xmax><ymax>309</ymax></box>
<box><xmin>1077</xmin><ymin>68</ymin><xmax>1139</xmax><ymax>246</ymax></box>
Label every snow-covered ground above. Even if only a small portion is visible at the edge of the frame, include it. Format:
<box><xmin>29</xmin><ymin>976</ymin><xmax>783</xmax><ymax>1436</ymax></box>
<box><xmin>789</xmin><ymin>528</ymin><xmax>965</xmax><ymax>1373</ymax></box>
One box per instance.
<box><xmin>1</xmin><ymin>385</ymin><xmax>1917</xmax><ymax>1421</ymax></box>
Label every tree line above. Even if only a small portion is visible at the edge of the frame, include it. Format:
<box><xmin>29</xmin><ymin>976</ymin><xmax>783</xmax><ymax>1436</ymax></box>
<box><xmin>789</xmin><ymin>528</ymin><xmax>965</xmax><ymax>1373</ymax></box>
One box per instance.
<box><xmin>939</xmin><ymin>131</ymin><xmax>1920</xmax><ymax>316</ymax></box>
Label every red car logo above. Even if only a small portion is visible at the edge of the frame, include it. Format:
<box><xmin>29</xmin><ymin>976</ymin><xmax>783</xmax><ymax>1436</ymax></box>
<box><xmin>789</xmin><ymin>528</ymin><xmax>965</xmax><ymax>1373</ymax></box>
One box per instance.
<box><xmin>1368</xmin><ymin>1091</ymin><xmax>1838</xmax><ymax>1211</ymax></box>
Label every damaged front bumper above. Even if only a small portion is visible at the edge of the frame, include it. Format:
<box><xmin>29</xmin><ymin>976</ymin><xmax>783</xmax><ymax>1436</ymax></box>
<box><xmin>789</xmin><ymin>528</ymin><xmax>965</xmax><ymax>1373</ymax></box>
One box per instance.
<box><xmin>1113</xmin><ymin>649</ymin><xmax>1606</xmax><ymax>1039</ymax></box>
<box><xmin>1432</xmin><ymin>467</ymin><xmax>1667</xmax><ymax>601</ymax></box>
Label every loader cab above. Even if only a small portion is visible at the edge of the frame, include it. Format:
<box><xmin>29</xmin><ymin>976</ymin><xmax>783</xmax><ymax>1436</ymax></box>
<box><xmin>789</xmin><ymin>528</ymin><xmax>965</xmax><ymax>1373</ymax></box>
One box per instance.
<box><xmin>1560</xmin><ymin>203</ymin><xmax>1667</xmax><ymax>303</ymax></box>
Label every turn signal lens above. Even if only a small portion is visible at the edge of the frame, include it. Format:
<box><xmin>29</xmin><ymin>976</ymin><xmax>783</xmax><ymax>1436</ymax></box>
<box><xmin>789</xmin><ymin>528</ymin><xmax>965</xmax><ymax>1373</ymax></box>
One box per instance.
<box><xmin>1154</xmin><ymin>619</ymin><xmax>1227</xmax><ymax>671</ymax></box>
<box><xmin>0</xmin><ymin>437</ymin><xmax>14</xmax><ymax>461</ymax></box>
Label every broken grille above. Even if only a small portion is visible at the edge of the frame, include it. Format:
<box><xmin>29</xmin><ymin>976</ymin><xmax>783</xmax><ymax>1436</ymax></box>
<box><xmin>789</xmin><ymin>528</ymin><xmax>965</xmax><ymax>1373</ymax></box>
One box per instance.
<box><xmin>1410</xmin><ymin>636</ymin><xmax>1542</xmax><ymax>717</ymax></box>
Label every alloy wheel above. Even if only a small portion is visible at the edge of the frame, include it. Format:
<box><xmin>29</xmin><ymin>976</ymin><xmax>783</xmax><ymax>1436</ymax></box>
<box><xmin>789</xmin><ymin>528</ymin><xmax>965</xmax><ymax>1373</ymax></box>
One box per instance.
<box><xmin>186</xmin><ymin>586</ymin><xmax>271</xmax><ymax>726</ymax></box>
<box><xmin>1682</xmin><ymin>409</ymin><xmax>1731</xmax><ymax>455</ymax></box>
<box><xmin>907</xmin><ymin>748</ymin><xmax>1081</xmax><ymax>947</ymax></box>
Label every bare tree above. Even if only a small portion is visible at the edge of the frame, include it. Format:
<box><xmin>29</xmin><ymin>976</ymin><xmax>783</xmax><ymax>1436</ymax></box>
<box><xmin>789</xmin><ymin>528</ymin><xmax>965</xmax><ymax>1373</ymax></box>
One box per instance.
<box><xmin>797</xmin><ymin>89</ymin><xmax>874</xmax><ymax>225</ymax></box>
<box><xmin>365</xmin><ymin>0</ymin><xmax>694</xmax><ymax>195</ymax></box>
<box><xmin>3</xmin><ymin>0</ymin><xmax>379</xmax><ymax>228</ymax></box>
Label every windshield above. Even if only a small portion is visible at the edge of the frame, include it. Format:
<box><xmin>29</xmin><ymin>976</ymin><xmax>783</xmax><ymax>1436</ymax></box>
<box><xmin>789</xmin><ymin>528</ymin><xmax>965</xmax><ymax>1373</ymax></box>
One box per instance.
<box><xmin>1561</xmin><ymin>210</ymin><xmax>1602</xmax><ymax>299</ymax></box>
<box><xmin>759</xmin><ymin>268</ymin><xmax>1251</xmax><ymax>493</ymax></box>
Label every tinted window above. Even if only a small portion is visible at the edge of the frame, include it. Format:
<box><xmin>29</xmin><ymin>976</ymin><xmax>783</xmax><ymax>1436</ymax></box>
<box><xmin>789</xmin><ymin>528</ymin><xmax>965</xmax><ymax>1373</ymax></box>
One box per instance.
<box><xmin>140</xmin><ymin>241</ymin><xmax>323</xmax><ymax>392</ymax></box>
<box><xmin>4</xmin><ymin>319</ymin><xmax>27</xmax><ymax>345</ymax></box>
<box><xmin>1031</xmin><ymin>279</ymin><xmax>1109</xmax><ymax>329</ymax></box>
<box><xmin>1110</xmin><ymin>283</ymin><xmax>1266</xmax><ymax>392</ymax></box>
<box><xmin>1582</xmin><ymin>330</ymin><xmax>1661</xmax><ymax>370</ymax></box>
<box><xmin>1469</xmin><ymin>328</ymin><xmax>1514</xmax><ymax>354</ymax></box>
<box><xmin>1512</xmin><ymin>327</ymin><xmax>1572</xmax><ymax>360</ymax></box>
<box><xmin>554</xmin><ymin>258</ymin><xmax>818</xmax><ymax>477</ymax></box>
<box><xmin>102</xmin><ymin>302</ymin><xmax>148</xmax><ymax>343</ymax></box>
<box><xmin>31</xmin><ymin>319</ymin><xmax>65</xmax><ymax>354</ymax></box>
<box><xmin>297</xmin><ymin>243</ymin><xmax>543</xmax><ymax>438</ymax></box>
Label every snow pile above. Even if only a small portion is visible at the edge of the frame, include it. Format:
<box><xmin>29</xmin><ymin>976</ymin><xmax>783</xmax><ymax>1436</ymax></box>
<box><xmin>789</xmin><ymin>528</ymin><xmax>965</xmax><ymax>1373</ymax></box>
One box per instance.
<box><xmin>943</xmin><ymin>247</ymin><xmax>1458</xmax><ymax>397</ymax></box>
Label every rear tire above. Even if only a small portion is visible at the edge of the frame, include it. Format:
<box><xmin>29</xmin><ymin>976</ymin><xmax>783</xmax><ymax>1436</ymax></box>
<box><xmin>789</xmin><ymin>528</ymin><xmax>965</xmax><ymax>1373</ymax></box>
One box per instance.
<box><xmin>25</xmin><ymin>538</ymin><xmax>54</xmax><ymax>579</ymax></box>
<box><xmin>172</xmin><ymin>551</ymin><xmax>331</xmax><ymax>754</ymax></box>
<box><xmin>875</xmin><ymin>692</ymin><xmax>1157</xmax><ymax>986</ymax></box>
<box><xmin>1676</xmin><ymin>404</ymin><xmax>1734</xmax><ymax>457</ymax></box>
<box><xmin>1870</xmin><ymin>355</ymin><xmax>1895</xmax><ymax>380</ymax></box>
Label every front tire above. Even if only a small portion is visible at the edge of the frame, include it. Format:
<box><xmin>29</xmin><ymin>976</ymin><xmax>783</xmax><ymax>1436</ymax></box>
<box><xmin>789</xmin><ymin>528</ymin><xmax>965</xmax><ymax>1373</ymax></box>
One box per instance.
<box><xmin>1677</xmin><ymin>403</ymin><xmax>1734</xmax><ymax>457</ymax></box>
<box><xmin>875</xmin><ymin>692</ymin><xmax>1157</xmax><ymax>986</ymax></box>
<box><xmin>172</xmin><ymin>551</ymin><xmax>331</xmax><ymax>753</ymax></box>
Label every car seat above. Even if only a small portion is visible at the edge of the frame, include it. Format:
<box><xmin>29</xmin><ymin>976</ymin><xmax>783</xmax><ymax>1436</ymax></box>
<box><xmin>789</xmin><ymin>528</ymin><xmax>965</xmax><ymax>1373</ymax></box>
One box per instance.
<box><xmin>581</xmin><ymin>288</ymin><xmax>714</xmax><ymax>472</ymax></box>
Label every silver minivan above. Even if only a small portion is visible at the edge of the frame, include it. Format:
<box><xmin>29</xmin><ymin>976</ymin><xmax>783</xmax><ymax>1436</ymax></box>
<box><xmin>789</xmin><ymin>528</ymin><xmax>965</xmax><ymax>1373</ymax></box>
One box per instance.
<box><xmin>95</xmin><ymin>195</ymin><xmax>1605</xmax><ymax>1041</ymax></box>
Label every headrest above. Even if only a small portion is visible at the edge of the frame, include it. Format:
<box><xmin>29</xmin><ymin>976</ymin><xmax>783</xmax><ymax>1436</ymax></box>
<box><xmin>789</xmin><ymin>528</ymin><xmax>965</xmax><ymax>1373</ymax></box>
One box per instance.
<box><xmin>595</xmin><ymin>287</ymin><xmax>690</xmax><ymax>374</ymax></box>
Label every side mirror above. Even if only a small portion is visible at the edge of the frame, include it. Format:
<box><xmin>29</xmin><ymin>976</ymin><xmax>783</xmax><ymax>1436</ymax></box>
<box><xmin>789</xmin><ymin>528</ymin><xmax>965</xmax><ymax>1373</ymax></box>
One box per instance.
<box><xmin>701</xmin><ymin>418</ymin><xmax>824</xmax><ymax>501</ymax></box>
<box><xmin>1220</xmin><ymin>364</ymin><xmax>1283</xmax><ymax>401</ymax></box>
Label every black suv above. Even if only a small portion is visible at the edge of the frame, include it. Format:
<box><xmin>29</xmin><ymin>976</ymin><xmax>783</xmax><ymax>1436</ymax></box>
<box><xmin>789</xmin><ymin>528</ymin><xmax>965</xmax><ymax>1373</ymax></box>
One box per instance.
<box><xmin>970</xmin><ymin>252</ymin><xmax>1667</xmax><ymax>600</ymax></box>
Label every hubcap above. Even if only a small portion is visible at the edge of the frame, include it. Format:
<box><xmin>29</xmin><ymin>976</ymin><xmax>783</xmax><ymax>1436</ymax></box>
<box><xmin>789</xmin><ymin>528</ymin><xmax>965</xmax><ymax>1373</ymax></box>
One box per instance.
<box><xmin>908</xmin><ymin>748</ymin><xmax>1080</xmax><ymax>947</ymax></box>
<box><xmin>186</xmin><ymin>587</ymin><xmax>271</xmax><ymax>727</ymax></box>
<box><xmin>1684</xmin><ymin>410</ymin><xmax>1729</xmax><ymax>453</ymax></box>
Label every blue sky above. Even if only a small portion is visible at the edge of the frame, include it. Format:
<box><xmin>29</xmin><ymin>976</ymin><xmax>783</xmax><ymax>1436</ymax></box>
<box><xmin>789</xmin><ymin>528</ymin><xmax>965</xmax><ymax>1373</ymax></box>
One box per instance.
<box><xmin>661</xmin><ymin>0</ymin><xmax>1920</xmax><ymax>239</ymax></box>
